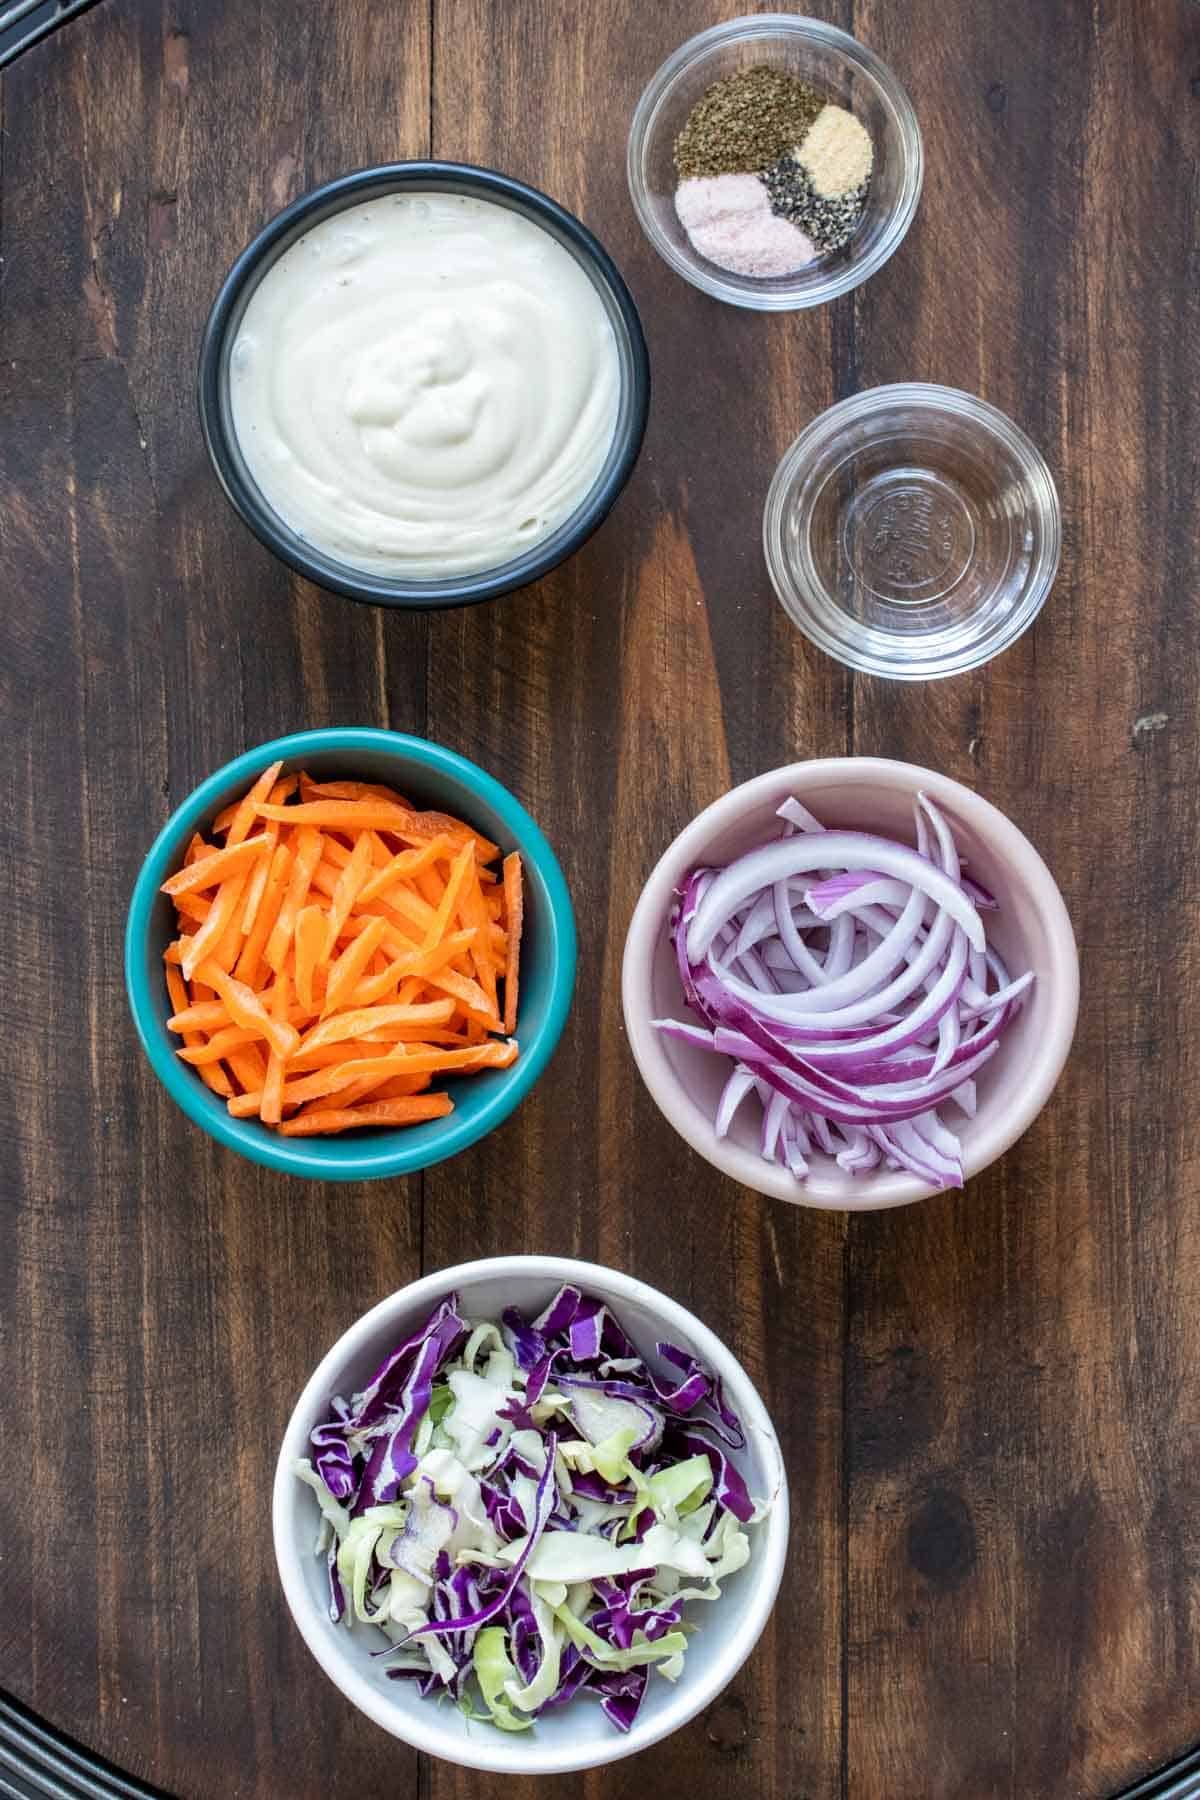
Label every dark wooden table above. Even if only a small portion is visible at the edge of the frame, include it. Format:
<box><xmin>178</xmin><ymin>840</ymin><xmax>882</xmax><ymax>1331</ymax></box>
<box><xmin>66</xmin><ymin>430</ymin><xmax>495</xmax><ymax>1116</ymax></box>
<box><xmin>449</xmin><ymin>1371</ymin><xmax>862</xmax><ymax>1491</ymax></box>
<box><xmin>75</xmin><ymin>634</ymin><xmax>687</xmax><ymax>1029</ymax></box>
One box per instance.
<box><xmin>3</xmin><ymin>1</ymin><xmax>1199</xmax><ymax>1796</ymax></box>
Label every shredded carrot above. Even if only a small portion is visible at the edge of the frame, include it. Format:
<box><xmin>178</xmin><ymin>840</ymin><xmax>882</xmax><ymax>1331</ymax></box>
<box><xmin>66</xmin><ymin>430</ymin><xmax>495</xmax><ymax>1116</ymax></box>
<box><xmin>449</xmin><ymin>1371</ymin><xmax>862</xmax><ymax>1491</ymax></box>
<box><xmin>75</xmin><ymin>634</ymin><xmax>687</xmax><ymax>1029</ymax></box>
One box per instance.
<box><xmin>176</xmin><ymin>1025</ymin><xmax>264</xmax><ymax>1065</ymax></box>
<box><xmin>241</xmin><ymin>776</ymin><xmax>294</xmax><ymax>932</ymax></box>
<box><xmin>265</xmin><ymin>826</ymin><xmax>324</xmax><ymax>975</ymax></box>
<box><xmin>225</xmin><ymin>760</ymin><xmax>284</xmax><ymax>849</ymax></box>
<box><xmin>235</xmin><ymin>841</ymin><xmax>293</xmax><ymax>987</ymax></box>
<box><xmin>293</xmin><ymin>905</ymin><xmax>327</xmax><ymax>1014</ymax></box>
<box><xmin>372</xmin><ymin>1072</ymin><xmax>437</xmax><ymax>1099</ymax></box>
<box><xmin>502</xmin><ymin>853</ymin><xmax>524</xmax><ymax>1036</ymax></box>
<box><xmin>422</xmin><ymin>964</ymin><xmax>500</xmax><ymax>1028</ymax></box>
<box><xmin>300</xmin><ymin>775</ymin><xmax>414</xmax><ymax>807</ymax></box>
<box><xmin>211</xmin><ymin>874</ymin><xmax>253</xmax><ymax>971</ymax></box>
<box><xmin>278</xmin><ymin>1095</ymin><xmax>454</xmax><ymax>1135</ymax></box>
<box><xmin>323</xmin><ymin>831</ymin><xmax>373</xmax><ymax>957</ymax></box>
<box><xmin>260</xmin><ymin>972</ymin><xmax>291</xmax><ymax>1125</ymax></box>
<box><xmin>181</xmin><ymin>872</ymin><xmax>249</xmax><ymax>981</ymax></box>
<box><xmin>297</xmin><ymin>998</ymin><xmax>456</xmax><ymax>1055</ymax></box>
<box><xmin>163</xmin><ymin>833</ymin><xmax>272</xmax><ymax>898</ymax></box>
<box><xmin>159</xmin><ymin>765</ymin><xmax>525</xmax><ymax>1135</ymax></box>
<box><xmin>226</xmin><ymin>1043</ymin><xmax>268</xmax><ymax>1093</ymax></box>
<box><xmin>358</xmin><ymin>836</ymin><xmax>454</xmax><ymax>903</ymax></box>
<box><xmin>420</xmin><ymin>839</ymin><xmax>476</xmax><ymax>952</ymax></box>
<box><xmin>322</xmin><ymin>914</ymin><xmax>387</xmax><ymax>1017</ymax></box>
<box><xmin>196</xmin><ymin>959</ymin><xmax>300</xmax><ymax>1060</ymax></box>
<box><xmin>166</xmin><ymin>961</ymin><xmax>234</xmax><ymax>1098</ymax></box>
<box><xmin>255</xmin><ymin>799</ymin><xmax>498</xmax><ymax>860</ymax></box>
<box><xmin>458</xmin><ymin>857</ymin><xmax>499</xmax><ymax>1013</ymax></box>
<box><xmin>171</xmin><ymin>892</ymin><xmax>212</xmax><ymax>927</ymax></box>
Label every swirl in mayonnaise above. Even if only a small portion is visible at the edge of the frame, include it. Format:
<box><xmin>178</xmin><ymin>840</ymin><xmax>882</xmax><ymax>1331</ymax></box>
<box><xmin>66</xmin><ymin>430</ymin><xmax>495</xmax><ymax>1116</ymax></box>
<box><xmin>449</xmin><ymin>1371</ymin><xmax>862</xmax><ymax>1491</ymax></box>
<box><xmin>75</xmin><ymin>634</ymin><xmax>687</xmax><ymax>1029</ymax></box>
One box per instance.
<box><xmin>229</xmin><ymin>193</ymin><xmax>620</xmax><ymax>578</ymax></box>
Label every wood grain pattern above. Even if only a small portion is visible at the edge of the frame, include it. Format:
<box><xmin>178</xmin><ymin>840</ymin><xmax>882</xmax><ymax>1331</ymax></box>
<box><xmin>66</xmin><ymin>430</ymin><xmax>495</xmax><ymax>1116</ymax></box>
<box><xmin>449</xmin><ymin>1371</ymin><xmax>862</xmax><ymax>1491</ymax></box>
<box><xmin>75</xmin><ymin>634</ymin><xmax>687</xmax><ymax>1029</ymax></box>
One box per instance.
<box><xmin>1</xmin><ymin>1</ymin><xmax>1198</xmax><ymax>1796</ymax></box>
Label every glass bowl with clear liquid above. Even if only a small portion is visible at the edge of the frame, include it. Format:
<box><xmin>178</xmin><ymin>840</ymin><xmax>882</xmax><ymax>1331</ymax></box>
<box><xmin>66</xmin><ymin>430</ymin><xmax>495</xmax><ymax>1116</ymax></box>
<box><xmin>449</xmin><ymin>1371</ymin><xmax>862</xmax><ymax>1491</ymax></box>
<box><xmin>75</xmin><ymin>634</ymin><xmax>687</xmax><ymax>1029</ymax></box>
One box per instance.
<box><xmin>763</xmin><ymin>384</ymin><xmax>1061</xmax><ymax>679</ymax></box>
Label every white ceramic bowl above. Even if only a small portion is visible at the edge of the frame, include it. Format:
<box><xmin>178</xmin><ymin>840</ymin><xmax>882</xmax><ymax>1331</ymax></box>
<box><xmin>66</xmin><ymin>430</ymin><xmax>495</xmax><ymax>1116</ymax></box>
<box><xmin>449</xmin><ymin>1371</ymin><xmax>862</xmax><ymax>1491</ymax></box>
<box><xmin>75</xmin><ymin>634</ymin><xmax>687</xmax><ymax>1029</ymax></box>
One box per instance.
<box><xmin>622</xmin><ymin>759</ymin><xmax>1079</xmax><ymax>1212</ymax></box>
<box><xmin>273</xmin><ymin>1255</ymin><xmax>788</xmax><ymax>1774</ymax></box>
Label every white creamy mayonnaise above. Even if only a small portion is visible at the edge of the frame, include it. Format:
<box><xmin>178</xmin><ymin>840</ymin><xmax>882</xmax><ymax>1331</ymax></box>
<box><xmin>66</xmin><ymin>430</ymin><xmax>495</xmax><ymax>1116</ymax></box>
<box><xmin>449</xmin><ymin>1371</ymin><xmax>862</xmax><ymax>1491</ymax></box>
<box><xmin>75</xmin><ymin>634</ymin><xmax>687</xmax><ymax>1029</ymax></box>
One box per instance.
<box><xmin>229</xmin><ymin>193</ymin><xmax>621</xmax><ymax>578</ymax></box>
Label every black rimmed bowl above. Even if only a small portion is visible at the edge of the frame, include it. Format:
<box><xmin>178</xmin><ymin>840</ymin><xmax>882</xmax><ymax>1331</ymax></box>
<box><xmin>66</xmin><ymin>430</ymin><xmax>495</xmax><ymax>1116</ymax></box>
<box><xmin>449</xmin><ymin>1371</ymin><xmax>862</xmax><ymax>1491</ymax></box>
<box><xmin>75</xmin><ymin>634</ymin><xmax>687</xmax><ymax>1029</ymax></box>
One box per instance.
<box><xmin>197</xmin><ymin>162</ymin><xmax>651</xmax><ymax>610</ymax></box>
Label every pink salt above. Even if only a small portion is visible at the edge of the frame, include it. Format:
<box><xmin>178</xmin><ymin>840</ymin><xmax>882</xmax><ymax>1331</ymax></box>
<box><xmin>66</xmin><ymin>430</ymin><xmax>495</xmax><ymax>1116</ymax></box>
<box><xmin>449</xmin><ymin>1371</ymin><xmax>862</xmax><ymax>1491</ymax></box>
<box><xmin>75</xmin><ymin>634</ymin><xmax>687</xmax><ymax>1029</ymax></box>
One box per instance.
<box><xmin>674</xmin><ymin>173</ymin><xmax>814</xmax><ymax>278</ymax></box>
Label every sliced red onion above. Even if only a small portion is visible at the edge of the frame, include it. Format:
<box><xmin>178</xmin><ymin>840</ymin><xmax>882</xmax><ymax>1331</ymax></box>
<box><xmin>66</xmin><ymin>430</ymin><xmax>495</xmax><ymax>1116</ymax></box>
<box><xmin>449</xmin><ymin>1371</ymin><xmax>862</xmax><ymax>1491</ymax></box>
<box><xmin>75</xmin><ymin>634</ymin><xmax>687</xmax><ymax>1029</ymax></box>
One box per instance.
<box><xmin>771</xmin><ymin>884</ymin><xmax>829</xmax><ymax>986</ymax></box>
<box><xmin>776</xmin><ymin>798</ymin><xmax>824</xmax><ymax>833</ymax></box>
<box><xmin>761</xmin><ymin>1090</ymin><xmax>789</xmax><ymax>1159</ymax></box>
<box><xmin>952</xmin><ymin>1079</ymin><xmax>978</xmax><ymax>1117</ymax></box>
<box><xmin>655</xmin><ymin>794</ymin><xmax>1032</xmax><ymax>1191</ymax></box>
<box><xmin>686</xmin><ymin>832</ymin><xmax>987</xmax><ymax>964</ymax></box>
<box><xmin>961</xmin><ymin>968</ymin><xmax>1035</xmax><ymax>1018</ymax></box>
<box><xmin>716</xmin><ymin>1065</ymin><xmax>757</xmax><ymax>1137</ymax></box>
<box><xmin>962</xmin><ymin>874</ymin><xmax>998</xmax><ymax>909</ymax></box>
<box><xmin>806</xmin><ymin>872</ymin><xmax>905</xmax><ymax>920</ymax></box>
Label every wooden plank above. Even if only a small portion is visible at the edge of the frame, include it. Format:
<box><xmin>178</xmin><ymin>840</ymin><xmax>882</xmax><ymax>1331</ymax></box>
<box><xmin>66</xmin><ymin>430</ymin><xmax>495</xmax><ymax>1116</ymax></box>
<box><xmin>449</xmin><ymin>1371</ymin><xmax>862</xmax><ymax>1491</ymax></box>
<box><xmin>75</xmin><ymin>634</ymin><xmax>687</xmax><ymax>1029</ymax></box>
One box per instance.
<box><xmin>423</xmin><ymin>5</ymin><xmax>847</xmax><ymax>1799</ymax></box>
<box><xmin>844</xmin><ymin>0</ymin><xmax>1200</xmax><ymax>1794</ymax></box>
<box><xmin>0</xmin><ymin>1</ymin><xmax>430</xmax><ymax>1796</ymax></box>
<box><xmin>1</xmin><ymin>0</ymin><xmax>1198</xmax><ymax>1796</ymax></box>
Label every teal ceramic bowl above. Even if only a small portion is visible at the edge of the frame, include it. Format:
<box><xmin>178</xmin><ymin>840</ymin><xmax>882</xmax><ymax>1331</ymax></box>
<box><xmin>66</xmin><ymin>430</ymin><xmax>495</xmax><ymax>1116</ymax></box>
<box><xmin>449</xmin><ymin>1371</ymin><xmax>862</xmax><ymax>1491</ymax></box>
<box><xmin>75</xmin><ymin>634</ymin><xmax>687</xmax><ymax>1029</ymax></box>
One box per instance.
<box><xmin>124</xmin><ymin>729</ymin><xmax>576</xmax><ymax>1180</ymax></box>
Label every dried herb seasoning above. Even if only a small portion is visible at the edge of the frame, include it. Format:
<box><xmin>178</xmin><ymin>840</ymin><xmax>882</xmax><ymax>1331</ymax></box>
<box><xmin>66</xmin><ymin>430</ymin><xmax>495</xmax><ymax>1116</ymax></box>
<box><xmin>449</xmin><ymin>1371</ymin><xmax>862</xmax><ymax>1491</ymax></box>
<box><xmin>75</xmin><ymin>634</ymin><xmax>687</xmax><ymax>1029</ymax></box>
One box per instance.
<box><xmin>674</xmin><ymin>67</ymin><xmax>823</xmax><ymax>179</ymax></box>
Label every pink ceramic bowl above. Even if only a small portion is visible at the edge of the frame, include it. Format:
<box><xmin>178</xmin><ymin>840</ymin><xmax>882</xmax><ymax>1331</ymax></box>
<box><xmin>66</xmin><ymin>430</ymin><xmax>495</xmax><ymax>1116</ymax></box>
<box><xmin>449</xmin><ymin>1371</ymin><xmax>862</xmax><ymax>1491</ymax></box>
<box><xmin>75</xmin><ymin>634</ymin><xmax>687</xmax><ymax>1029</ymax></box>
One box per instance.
<box><xmin>621</xmin><ymin>758</ymin><xmax>1079</xmax><ymax>1212</ymax></box>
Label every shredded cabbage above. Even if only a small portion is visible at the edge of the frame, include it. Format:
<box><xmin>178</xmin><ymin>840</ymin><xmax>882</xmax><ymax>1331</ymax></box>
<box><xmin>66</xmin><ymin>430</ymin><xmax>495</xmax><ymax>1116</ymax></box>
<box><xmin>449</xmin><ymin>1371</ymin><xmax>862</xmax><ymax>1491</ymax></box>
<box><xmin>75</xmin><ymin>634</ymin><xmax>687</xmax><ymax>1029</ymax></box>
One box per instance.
<box><xmin>295</xmin><ymin>1285</ymin><xmax>768</xmax><ymax>1734</ymax></box>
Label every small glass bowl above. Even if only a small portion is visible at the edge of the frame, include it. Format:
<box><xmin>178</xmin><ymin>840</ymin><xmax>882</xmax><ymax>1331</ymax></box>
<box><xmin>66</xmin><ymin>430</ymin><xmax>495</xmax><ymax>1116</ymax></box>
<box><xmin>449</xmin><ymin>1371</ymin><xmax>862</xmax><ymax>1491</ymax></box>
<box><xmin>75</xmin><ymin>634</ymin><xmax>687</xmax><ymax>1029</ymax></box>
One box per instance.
<box><xmin>763</xmin><ymin>385</ymin><xmax>1062</xmax><ymax>680</ymax></box>
<box><xmin>627</xmin><ymin>14</ymin><xmax>922</xmax><ymax>311</ymax></box>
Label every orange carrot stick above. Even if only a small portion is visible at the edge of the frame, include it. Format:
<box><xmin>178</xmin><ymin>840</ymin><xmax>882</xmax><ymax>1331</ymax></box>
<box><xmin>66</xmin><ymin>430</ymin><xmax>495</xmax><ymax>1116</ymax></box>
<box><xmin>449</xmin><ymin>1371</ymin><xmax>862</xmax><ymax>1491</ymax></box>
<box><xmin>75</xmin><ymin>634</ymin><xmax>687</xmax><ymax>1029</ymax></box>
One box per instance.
<box><xmin>421</xmin><ymin>965</ymin><xmax>500</xmax><ymax>1029</ymax></box>
<box><xmin>300</xmin><ymin>776</ymin><xmax>414</xmax><ymax>807</ymax></box>
<box><xmin>278</xmin><ymin>1094</ymin><xmax>454</xmax><ymax>1135</ymax></box>
<box><xmin>235</xmin><ymin>841</ymin><xmax>294</xmax><ymax>986</ymax></box>
<box><xmin>297</xmin><ymin>998</ymin><xmax>456</xmax><ymax>1055</ymax></box>
<box><xmin>166</xmin><ymin>963</ymin><xmax>234</xmax><ymax>1098</ymax></box>
<box><xmin>181</xmin><ymin>872</ymin><xmax>249</xmax><ymax>981</ymax></box>
<box><xmin>420</xmin><ymin>839</ymin><xmax>476</xmax><ymax>952</ymax></box>
<box><xmin>293</xmin><ymin>905</ymin><xmax>327</xmax><ymax>1014</ymax></box>
<box><xmin>343</xmin><ymin>963</ymin><xmax>404</xmax><ymax>1007</ymax></box>
<box><xmin>162</xmin><ymin>833</ymin><xmax>271</xmax><ymax>897</ymax></box>
<box><xmin>357</xmin><ymin>836</ymin><xmax>454</xmax><ymax>903</ymax></box>
<box><xmin>167</xmin><ymin>999</ymin><xmax>232</xmax><ymax>1033</ymax></box>
<box><xmin>323</xmin><ymin>830</ymin><xmax>373</xmax><ymax>957</ymax></box>
<box><xmin>226</xmin><ymin>1056</ymin><xmax>382</xmax><ymax>1116</ymax></box>
<box><xmin>414</xmin><ymin>865</ymin><xmax>445</xmax><ymax>909</ymax></box>
<box><xmin>171</xmin><ymin>892</ymin><xmax>212</xmax><ymax>926</ymax></box>
<box><xmin>260</xmin><ymin>972</ymin><xmax>291</xmax><ymax>1125</ymax></box>
<box><xmin>240</xmin><ymin>821</ymin><xmax>279</xmax><ymax>930</ymax></box>
<box><xmin>210</xmin><ymin>872</ymin><xmax>252</xmax><ymax>971</ymax></box>
<box><xmin>458</xmin><ymin>859</ymin><xmax>499</xmax><ymax>1013</ymax></box>
<box><xmin>265</xmin><ymin>827</ymin><xmax>324</xmax><ymax>975</ymax></box>
<box><xmin>285</xmin><ymin>1038</ymin><xmax>400</xmax><ymax>1072</ymax></box>
<box><xmin>225</xmin><ymin>760</ymin><xmax>284</xmax><ymax>849</ymax></box>
<box><xmin>255</xmin><ymin>800</ymin><xmax>498</xmax><ymax>859</ymax></box>
<box><xmin>226</xmin><ymin>1043</ymin><xmax>268</xmax><ymax>1093</ymax></box>
<box><xmin>322</xmin><ymin>914</ymin><xmax>388</xmax><ymax>1017</ymax></box>
<box><xmin>241</xmin><ymin>774</ymin><xmax>295</xmax><ymax>932</ymax></box>
<box><xmin>327</xmin><ymin>1042</ymin><xmax>517</xmax><ymax>1085</ymax></box>
<box><xmin>372</xmin><ymin>1073</ymin><xmax>437</xmax><ymax>1099</ymax></box>
<box><xmin>503</xmin><ymin>852</ymin><xmax>523</xmax><ymax>1035</ymax></box>
<box><xmin>196</xmin><ymin>960</ymin><xmax>300</xmax><ymax>1060</ymax></box>
<box><xmin>176</xmin><ymin>1025</ymin><xmax>265</xmax><ymax>1065</ymax></box>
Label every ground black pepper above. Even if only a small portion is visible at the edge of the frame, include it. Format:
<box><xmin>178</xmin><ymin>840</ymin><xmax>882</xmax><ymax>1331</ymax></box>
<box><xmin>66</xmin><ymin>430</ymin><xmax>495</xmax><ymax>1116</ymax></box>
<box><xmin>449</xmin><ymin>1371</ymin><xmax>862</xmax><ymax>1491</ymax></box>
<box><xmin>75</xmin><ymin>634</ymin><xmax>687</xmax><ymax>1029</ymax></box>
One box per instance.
<box><xmin>674</xmin><ymin>67</ymin><xmax>823</xmax><ymax>179</ymax></box>
<box><xmin>761</xmin><ymin>154</ymin><xmax>869</xmax><ymax>255</ymax></box>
